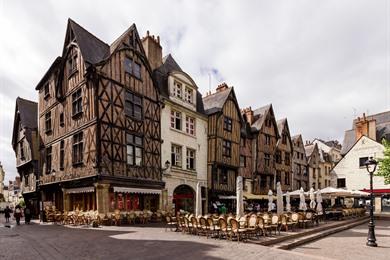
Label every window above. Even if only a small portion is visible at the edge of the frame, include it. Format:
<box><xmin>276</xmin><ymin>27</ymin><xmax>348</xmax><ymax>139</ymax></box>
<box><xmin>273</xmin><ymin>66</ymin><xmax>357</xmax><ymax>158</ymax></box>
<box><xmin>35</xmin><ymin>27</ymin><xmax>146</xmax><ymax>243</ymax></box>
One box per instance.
<box><xmin>265</xmin><ymin>134</ymin><xmax>271</xmax><ymax>145</ymax></box>
<box><xmin>224</xmin><ymin>117</ymin><xmax>232</xmax><ymax>132</ymax></box>
<box><xmin>186</xmin><ymin>116</ymin><xmax>195</xmax><ymax>135</ymax></box>
<box><xmin>184</xmin><ymin>87</ymin><xmax>193</xmax><ymax>103</ymax></box>
<box><xmin>297</xmin><ymin>164</ymin><xmax>301</xmax><ymax>175</ymax></box>
<box><xmin>275</xmin><ymin>150</ymin><xmax>282</xmax><ymax>164</ymax></box>
<box><xmin>126</xmin><ymin>133</ymin><xmax>143</xmax><ymax>166</ymax></box>
<box><xmin>219</xmin><ymin>168</ymin><xmax>228</xmax><ymax>184</ymax></box>
<box><xmin>173</xmin><ymin>81</ymin><xmax>182</xmax><ymax>99</ymax></box>
<box><xmin>46</xmin><ymin>146</ymin><xmax>52</xmax><ymax>174</ymax></box>
<box><xmin>264</xmin><ymin>153</ymin><xmax>270</xmax><ymax>167</ymax></box>
<box><xmin>44</xmin><ymin>83</ymin><xmax>50</xmax><ymax>98</ymax></box>
<box><xmin>285</xmin><ymin>172</ymin><xmax>290</xmax><ymax>185</ymax></box>
<box><xmin>222</xmin><ymin>140</ymin><xmax>231</xmax><ymax>157</ymax></box>
<box><xmin>240</xmin><ymin>155</ymin><xmax>246</xmax><ymax>167</ymax></box>
<box><xmin>45</xmin><ymin>112</ymin><xmax>52</xmax><ymax>133</ymax></box>
<box><xmin>24</xmin><ymin>175</ymin><xmax>29</xmax><ymax>186</ymax></box>
<box><xmin>60</xmin><ymin>112</ymin><xmax>64</xmax><ymax>127</ymax></box>
<box><xmin>125</xmin><ymin>91</ymin><xmax>143</xmax><ymax>120</ymax></box>
<box><xmin>170</xmin><ymin>110</ymin><xmax>182</xmax><ymax>130</ymax></box>
<box><xmin>171</xmin><ymin>144</ymin><xmax>182</xmax><ymax>167</ymax></box>
<box><xmin>68</xmin><ymin>53</ymin><xmax>78</xmax><ymax>75</ymax></box>
<box><xmin>260</xmin><ymin>176</ymin><xmax>267</xmax><ymax>188</ymax></box>
<box><xmin>282</xmin><ymin>133</ymin><xmax>287</xmax><ymax>144</ymax></box>
<box><xmin>72</xmin><ymin>132</ymin><xmax>83</xmax><ymax>165</ymax></box>
<box><xmin>72</xmin><ymin>89</ymin><xmax>82</xmax><ymax>116</ymax></box>
<box><xmin>276</xmin><ymin>170</ymin><xmax>281</xmax><ymax>183</ymax></box>
<box><xmin>359</xmin><ymin>157</ymin><xmax>369</xmax><ymax>167</ymax></box>
<box><xmin>124</xmin><ymin>57</ymin><xmax>141</xmax><ymax>79</ymax></box>
<box><xmin>337</xmin><ymin>178</ymin><xmax>346</xmax><ymax>188</ymax></box>
<box><xmin>60</xmin><ymin>140</ymin><xmax>65</xmax><ymax>170</ymax></box>
<box><xmin>186</xmin><ymin>148</ymin><xmax>196</xmax><ymax>170</ymax></box>
<box><xmin>285</xmin><ymin>153</ymin><xmax>290</xmax><ymax>165</ymax></box>
<box><xmin>266</xmin><ymin>118</ymin><xmax>272</xmax><ymax>127</ymax></box>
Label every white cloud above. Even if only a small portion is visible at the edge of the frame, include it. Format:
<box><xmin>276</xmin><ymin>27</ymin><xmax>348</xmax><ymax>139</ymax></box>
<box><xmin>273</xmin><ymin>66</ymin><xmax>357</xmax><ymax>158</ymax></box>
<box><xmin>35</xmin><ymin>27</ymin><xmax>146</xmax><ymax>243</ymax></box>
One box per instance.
<box><xmin>0</xmin><ymin>0</ymin><xmax>389</xmax><ymax>182</ymax></box>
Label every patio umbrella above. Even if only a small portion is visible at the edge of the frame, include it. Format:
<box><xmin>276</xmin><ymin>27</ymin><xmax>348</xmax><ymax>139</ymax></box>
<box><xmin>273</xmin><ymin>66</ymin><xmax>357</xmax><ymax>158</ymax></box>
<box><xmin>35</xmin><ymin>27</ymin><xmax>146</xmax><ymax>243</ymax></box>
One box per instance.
<box><xmin>236</xmin><ymin>176</ymin><xmax>244</xmax><ymax>218</ymax></box>
<box><xmin>316</xmin><ymin>190</ymin><xmax>323</xmax><ymax>215</ymax></box>
<box><xmin>195</xmin><ymin>182</ymin><xmax>202</xmax><ymax>217</ymax></box>
<box><xmin>309</xmin><ymin>187</ymin><xmax>316</xmax><ymax>209</ymax></box>
<box><xmin>299</xmin><ymin>187</ymin><xmax>307</xmax><ymax>211</ymax></box>
<box><xmin>276</xmin><ymin>182</ymin><xmax>283</xmax><ymax>215</ymax></box>
<box><xmin>285</xmin><ymin>191</ymin><xmax>291</xmax><ymax>212</ymax></box>
<box><xmin>320</xmin><ymin>187</ymin><xmax>351</xmax><ymax>197</ymax></box>
<box><xmin>268</xmin><ymin>190</ymin><xmax>273</xmax><ymax>212</ymax></box>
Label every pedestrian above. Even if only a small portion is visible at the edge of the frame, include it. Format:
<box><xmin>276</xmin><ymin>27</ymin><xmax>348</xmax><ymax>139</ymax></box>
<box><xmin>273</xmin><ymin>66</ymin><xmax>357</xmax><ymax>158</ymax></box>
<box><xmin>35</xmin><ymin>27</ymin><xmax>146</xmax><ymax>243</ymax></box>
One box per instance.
<box><xmin>24</xmin><ymin>206</ymin><xmax>31</xmax><ymax>224</ymax></box>
<box><xmin>4</xmin><ymin>206</ymin><xmax>11</xmax><ymax>223</ymax></box>
<box><xmin>14</xmin><ymin>205</ymin><xmax>22</xmax><ymax>225</ymax></box>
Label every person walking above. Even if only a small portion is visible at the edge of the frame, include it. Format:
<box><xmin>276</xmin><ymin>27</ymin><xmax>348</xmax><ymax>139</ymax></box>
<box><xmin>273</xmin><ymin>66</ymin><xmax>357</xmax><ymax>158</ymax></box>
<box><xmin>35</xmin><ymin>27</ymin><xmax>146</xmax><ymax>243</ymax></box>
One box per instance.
<box><xmin>24</xmin><ymin>206</ymin><xmax>31</xmax><ymax>224</ymax></box>
<box><xmin>14</xmin><ymin>205</ymin><xmax>22</xmax><ymax>225</ymax></box>
<box><xmin>4</xmin><ymin>206</ymin><xmax>11</xmax><ymax>223</ymax></box>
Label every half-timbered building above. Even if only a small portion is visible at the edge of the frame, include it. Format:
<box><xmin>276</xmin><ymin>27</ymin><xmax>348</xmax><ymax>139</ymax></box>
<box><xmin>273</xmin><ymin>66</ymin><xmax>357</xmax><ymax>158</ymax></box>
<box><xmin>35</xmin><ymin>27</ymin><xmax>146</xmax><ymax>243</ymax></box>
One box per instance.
<box><xmin>275</xmin><ymin>118</ymin><xmax>293</xmax><ymax>191</ymax></box>
<box><xmin>242</xmin><ymin>105</ymin><xmax>280</xmax><ymax>195</ymax></box>
<box><xmin>305</xmin><ymin>142</ymin><xmax>321</xmax><ymax>190</ymax></box>
<box><xmin>152</xmin><ymin>51</ymin><xmax>208</xmax><ymax>214</ymax></box>
<box><xmin>35</xmin><ymin>19</ymin><xmax>162</xmax><ymax>214</ymax></box>
<box><xmin>291</xmin><ymin>134</ymin><xmax>308</xmax><ymax>190</ymax></box>
<box><xmin>203</xmin><ymin>84</ymin><xmax>242</xmax><ymax>211</ymax></box>
<box><xmin>11</xmin><ymin>97</ymin><xmax>40</xmax><ymax>216</ymax></box>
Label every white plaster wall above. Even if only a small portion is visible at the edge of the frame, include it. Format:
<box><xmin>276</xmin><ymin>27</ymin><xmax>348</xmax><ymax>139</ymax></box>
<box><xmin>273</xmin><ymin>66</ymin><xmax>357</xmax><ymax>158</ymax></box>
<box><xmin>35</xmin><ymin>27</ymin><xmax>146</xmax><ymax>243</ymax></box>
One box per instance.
<box><xmin>161</xmin><ymin>101</ymin><xmax>208</xmax><ymax>198</ymax></box>
<box><xmin>333</xmin><ymin>136</ymin><xmax>390</xmax><ymax>190</ymax></box>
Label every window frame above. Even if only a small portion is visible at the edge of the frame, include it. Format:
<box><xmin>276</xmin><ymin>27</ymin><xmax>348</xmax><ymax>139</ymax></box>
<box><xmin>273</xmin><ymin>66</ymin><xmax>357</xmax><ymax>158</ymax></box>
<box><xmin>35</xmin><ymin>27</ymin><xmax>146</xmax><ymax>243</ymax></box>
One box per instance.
<box><xmin>126</xmin><ymin>133</ymin><xmax>143</xmax><ymax>166</ymax></box>
<box><xmin>72</xmin><ymin>89</ymin><xmax>83</xmax><ymax>117</ymax></box>
<box><xmin>222</xmin><ymin>139</ymin><xmax>232</xmax><ymax>157</ymax></box>
<box><xmin>72</xmin><ymin>132</ymin><xmax>84</xmax><ymax>165</ymax></box>
<box><xmin>240</xmin><ymin>155</ymin><xmax>246</xmax><ymax>167</ymax></box>
<box><xmin>170</xmin><ymin>110</ymin><xmax>182</xmax><ymax>130</ymax></box>
<box><xmin>184</xmin><ymin>87</ymin><xmax>193</xmax><ymax>104</ymax></box>
<box><xmin>125</xmin><ymin>91</ymin><xmax>143</xmax><ymax>121</ymax></box>
<box><xmin>219</xmin><ymin>168</ymin><xmax>228</xmax><ymax>185</ymax></box>
<box><xmin>173</xmin><ymin>81</ymin><xmax>182</xmax><ymax>99</ymax></box>
<box><xmin>186</xmin><ymin>148</ymin><xmax>196</xmax><ymax>170</ymax></box>
<box><xmin>60</xmin><ymin>140</ymin><xmax>65</xmax><ymax>170</ymax></box>
<box><xmin>171</xmin><ymin>144</ymin><xmax>182</xmax><ymax>167</ymax></box>
<box><xmin>46</xmin><ymin>146</ymin><xmax>52</xmax><ymax>174</ymax></box>
<box><xmin>124</xmin><ymin>57</ymin><xmax>142</xmax><ymax>80</ymax></box>
<box><xmin>223</xmin><ymin>116</ymin><xmax>233</xmax><ymax>132</ymax></box>
<box><xmin>185</xmin><ymin>116</ymin><xmax>195</xmax><ymax>135</ymax></box>
<box><xmin>44</xmin><ymin>83</ymin><xmax>50</xmax><ymax>99</ymax></box>
<box><xmin>264</xmin><ymin>153</ymin><xmax>270</xmax><ymax>167</ymax></box>
<box><xmin>45</xmin><ymin>111</ymin><xmax>52</xmax><ymax>134</ymax></box>
<box><xmin>359</xmin><ymin>157</ymin><xmax>369</xmax><ymax>167</ymax></box>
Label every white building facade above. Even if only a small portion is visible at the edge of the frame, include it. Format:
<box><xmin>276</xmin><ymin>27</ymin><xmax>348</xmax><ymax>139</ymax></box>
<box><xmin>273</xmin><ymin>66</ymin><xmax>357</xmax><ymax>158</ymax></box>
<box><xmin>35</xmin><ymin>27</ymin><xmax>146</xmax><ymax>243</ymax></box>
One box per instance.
<box><xmin>155</xmin><ymin>55</ymin><xmax>208</xmax><ymax>214</ymax></box>
<box><xmin>332</xmin><ymin>136</ymin><xmax>390</xmax><ymax>212</ymax></box>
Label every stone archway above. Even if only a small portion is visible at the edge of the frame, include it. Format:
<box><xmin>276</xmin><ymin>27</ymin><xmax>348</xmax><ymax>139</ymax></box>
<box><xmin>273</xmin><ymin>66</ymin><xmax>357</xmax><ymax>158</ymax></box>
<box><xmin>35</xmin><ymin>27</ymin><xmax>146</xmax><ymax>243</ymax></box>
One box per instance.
<box><xmin>173</xmin><ymin>185</ymin><xmax>195</xmax><ymax>213</ymax></box>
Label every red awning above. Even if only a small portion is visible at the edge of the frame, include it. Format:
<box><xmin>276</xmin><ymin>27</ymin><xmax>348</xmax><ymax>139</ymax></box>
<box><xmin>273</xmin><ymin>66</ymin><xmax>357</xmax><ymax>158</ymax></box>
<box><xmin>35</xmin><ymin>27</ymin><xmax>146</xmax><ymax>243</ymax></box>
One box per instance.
<box><xmin>361</xmin><ymin>189</ymin><xmax>390</xmax><ymax>194</ymax></box>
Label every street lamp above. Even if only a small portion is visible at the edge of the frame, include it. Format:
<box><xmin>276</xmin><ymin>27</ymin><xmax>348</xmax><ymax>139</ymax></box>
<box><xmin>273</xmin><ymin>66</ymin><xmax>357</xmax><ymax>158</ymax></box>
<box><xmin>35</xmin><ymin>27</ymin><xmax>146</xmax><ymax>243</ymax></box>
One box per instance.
<box><xmin>162</xmin><ymin>160</ymin><xmax>171</xmax><ymax>172</ymax></box>
<box><xmin>364</xmin><ymin>157</ymin><xmax>378</xmax><ymax>247</ymax></box>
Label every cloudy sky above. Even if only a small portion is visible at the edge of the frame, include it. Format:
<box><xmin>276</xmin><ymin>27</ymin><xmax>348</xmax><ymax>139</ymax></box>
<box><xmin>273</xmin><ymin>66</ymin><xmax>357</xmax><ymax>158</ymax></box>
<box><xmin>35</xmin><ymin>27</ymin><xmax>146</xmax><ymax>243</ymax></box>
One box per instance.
<box><xmin>0</xmin><ymin>0</ymin><xmax>389</xmax><ymax>182</ymax></box>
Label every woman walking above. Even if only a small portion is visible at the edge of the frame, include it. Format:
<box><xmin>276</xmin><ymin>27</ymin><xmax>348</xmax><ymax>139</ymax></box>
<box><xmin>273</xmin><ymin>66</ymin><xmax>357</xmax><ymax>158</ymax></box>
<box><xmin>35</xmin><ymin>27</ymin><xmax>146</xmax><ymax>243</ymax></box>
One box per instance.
<box><xmin>14</xmin><ymin>205</ymin><xmax>22</xmax><ymax>225</ymax></box>
<box><xmin>4</xmin><ymin>206</ymin><xmax>11</xmax><ymax>223</ymax></box>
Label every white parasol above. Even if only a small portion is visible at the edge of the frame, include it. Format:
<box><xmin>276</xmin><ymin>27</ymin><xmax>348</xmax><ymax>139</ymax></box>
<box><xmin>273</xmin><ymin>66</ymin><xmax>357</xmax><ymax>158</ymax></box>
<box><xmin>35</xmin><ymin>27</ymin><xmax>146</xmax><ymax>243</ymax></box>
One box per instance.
<box><xmin>276</xmin><ymin>182</ymin><xmax>283</xmax><ymax>215</ymax></box>
<box><xmin>195</xmin><ymin>182</ymin><xmax>202</xmax><ymax>217</ymax></box>
<box><xmin>268</xmin><ymin>190</ymin><xmax>273</xmax><ymax>212</ymax></box>
<box><xmin>316</xmin><ymin>190</ymin><xmax>323</xmax><ymax>215</ymax></box>
<box><xmin>236</xmin><ymin>176</ymin><xmax>244</xmax><ymax>218</ymax></box>
<box><xmin>299</xmin><ymin>187</ymin><xmax>307</xmax><ymax>211</ymax></box>
<box><xmin>286</xmin><ymin>191</ymin><xmax>291</xmax><ymax>212</ymax></box>
<box><xmin>309</xmin><ymin>187</ymin><xmax>316</xmax><ymax>209</ymax></box>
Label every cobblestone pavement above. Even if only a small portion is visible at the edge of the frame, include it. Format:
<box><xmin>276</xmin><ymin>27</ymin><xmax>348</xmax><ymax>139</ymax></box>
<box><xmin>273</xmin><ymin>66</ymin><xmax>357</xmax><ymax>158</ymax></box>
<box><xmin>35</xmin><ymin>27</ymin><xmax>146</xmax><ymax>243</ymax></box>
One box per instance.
<box><xmin>0</xmin><ymin>215</ymin><xmax>325</xmax><ymax>260</ymax></box>
<box><xmin>292</xmin><ymin>220</ymin><xmax>390</xmax><ymax>260</ymax></box>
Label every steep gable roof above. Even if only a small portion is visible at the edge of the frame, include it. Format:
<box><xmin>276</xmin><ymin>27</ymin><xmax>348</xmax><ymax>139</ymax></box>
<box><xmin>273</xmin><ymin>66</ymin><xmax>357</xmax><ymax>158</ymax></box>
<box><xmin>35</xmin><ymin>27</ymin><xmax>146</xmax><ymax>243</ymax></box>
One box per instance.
<box><xmin>11</xmin><ymin>97</ymin><xmax>38</xmax><ymax>148</ymax></box>
<box><xmin>66</xmin><ymin>19</ymin><xmax>110</xmax><ymax>66</ymax></box>
<box><xmin>202</xmin><ymin>87</ymin><xmax>233</xmax><ymax>115</ymax></box>
<box><xmin>249</xmin><ymin>104</ymin><xmax>280</xmax><ymax>138</ymax></box>
<box><xmin>276</xmin><ymin>118</ymin><xmax>293</xmax><ymax>151</ymax></box>
<box><xmin>153</xmin><ymin>54</ymin><xmax>204</xmax><ymax>114</ymax></box>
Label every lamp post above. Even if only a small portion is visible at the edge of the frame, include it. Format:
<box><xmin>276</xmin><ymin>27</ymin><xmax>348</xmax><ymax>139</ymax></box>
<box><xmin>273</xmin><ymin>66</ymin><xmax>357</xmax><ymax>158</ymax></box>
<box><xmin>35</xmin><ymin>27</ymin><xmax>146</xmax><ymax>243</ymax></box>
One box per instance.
<box><xmin>364</xmin><ymin>157</ymin><xmax>378</xmax><ymax>247</ymax></box>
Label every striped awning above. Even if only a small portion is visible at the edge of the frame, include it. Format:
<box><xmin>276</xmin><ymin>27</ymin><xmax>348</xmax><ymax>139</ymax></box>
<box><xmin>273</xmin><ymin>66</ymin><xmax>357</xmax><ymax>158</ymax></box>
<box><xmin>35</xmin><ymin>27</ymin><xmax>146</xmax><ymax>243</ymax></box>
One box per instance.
<box><xmin>65</xmin><ymin>186</ymin><xmax>95</xmax><ymax>194</ymax></box>
<box><xmin>113</xmin><ymin>187</ymin><xmax>161</xmax><ymax>195</ymax></box>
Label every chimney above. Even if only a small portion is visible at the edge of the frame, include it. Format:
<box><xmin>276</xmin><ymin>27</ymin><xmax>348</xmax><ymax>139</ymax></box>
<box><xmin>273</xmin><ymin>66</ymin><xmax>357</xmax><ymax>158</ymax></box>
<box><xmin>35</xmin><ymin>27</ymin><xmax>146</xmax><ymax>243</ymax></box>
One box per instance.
<box><xmin>216</xmin><ymin>82</ymin><xmax>229</xmax><ymax>92</ymax></box>
<box><xmin>141</xmin><ymin>30</ymin><xmax>163</xmax><ymax>71</ymax></box>
<box><xmin>355</xmin><ymin>112</ymin><xmax>376</xmax><ymax>141</ymax></box>
<box><xmin>243</xmin><ymin>107</ymin><xmax>254</xmax><ymax>125</ymax></box>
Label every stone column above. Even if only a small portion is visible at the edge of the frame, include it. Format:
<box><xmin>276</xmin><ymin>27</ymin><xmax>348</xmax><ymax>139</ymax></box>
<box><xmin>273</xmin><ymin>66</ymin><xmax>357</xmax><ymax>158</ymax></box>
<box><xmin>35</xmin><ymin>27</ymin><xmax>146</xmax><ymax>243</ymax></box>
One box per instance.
<box><xmin>95</xmin><ymin>183</ymin><xmax>110</xmax><ymax>214</ymax></box>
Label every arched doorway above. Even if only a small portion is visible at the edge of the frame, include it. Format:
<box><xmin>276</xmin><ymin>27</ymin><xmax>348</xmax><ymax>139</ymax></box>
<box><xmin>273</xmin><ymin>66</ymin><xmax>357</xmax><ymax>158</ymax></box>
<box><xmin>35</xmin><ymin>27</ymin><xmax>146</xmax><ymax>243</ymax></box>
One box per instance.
<box><xmin>173</xmin><ymin>185</ymin><xmax>195</xmax><ymax>213</ymax></box>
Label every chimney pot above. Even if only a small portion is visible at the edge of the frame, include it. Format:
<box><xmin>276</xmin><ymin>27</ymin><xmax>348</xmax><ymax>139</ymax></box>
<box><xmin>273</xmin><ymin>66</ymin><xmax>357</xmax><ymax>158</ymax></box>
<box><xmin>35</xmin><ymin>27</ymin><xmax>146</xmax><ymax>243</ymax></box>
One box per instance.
<box><xmin>147</xmin><ymin>30</ymin><xmax>150</xmax><ymax>36</ymax></box>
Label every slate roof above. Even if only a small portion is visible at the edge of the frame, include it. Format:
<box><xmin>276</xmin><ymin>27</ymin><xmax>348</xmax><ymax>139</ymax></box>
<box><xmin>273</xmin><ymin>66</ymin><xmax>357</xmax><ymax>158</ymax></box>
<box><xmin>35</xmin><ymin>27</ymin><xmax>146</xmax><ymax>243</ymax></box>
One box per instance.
<box><xmin>276</xmin><ymin>118</ymin><xmax>287</xmax><ymax>136</ymax></box>
<box><xmin>153</xmin><ymin>54</ymin><xmax>205</xmax><ymax>114</ymax></box>
<box><xmin>202</xmin><ymin>87</ymin><xmax>232</xmax><ymax>115</ymax></box>
<box><xmin>16</xmin><ymin>97</ymin><xmax>38</xmax><ymax>129</ymax></box>
<box><xmin>250</xmin><ymin>104</ymin><xmax>272</xmax><ymax>132</ymax></box>
<box><xmin>292</xmin><ymin>134</ymin><xmax>301</xmax><ymax>142</ymax></box>
<box><xmin>68</xmin><ymin>19</ymin><xmax>110</xmax><ymax>65</ymax></box>
<box><xmin>304</xmin><ymin>143</ymin><xmax>316</xmax><ymax>157</ymax></box>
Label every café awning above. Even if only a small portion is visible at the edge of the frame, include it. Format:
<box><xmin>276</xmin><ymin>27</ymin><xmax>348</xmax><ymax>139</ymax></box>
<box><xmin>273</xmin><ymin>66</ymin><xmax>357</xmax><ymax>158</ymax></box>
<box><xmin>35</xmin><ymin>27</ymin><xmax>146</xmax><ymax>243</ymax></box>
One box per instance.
<box><xmin>65</xmin><ymin>186</ymin><xmax>95</xmax><ymax>194</ymax></box>
<box><xmin>243</xmin><ymin>192</ymin><xmax>275</xmax><ymax>200</ymax></box>
<box><xmin>113</xmin><ymin>187</ymin><xmax>161</xmax><ymax>195</ymax></box>
<box><xmin>218</xmin><ymin>195</ymin><xmax>236</xmax><ymax>200</ymax></box>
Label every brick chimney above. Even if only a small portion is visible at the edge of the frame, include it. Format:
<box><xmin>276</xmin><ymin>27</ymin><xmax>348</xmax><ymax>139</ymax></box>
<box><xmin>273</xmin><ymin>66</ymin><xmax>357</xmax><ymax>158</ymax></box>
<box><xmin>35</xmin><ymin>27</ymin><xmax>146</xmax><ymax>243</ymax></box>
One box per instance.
<box><xmin>141</xmin><ymin>30</ymin><xmax>162</xmax><ymax>71</ymax></box>
<box><xmin>355</xmin><ymin>112</ymin><xmax>376</xmax><ymax>141</ymax></box>
<box><xmin>216</xmin><ymin>82</ymin><xmax>229</xmax><ymax>92</ymax></box>
<box><xmin>243</xmin><ymin>107</ymin><xmax>254</xmax><ymax>125</ymax></box>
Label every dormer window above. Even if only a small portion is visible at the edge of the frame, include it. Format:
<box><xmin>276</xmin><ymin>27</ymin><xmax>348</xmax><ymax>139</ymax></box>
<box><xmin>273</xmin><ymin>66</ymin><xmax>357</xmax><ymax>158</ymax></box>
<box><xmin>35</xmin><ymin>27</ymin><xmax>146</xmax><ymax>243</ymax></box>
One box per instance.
<box><xmin>184</xmin><ymin>87</ymin><xmax>193</xmax><ymax>103</ymax></box>
<box><xmin>173</xmin><ymin>81</ymin><xmax>182</xmax><ymax>99</ymax></box>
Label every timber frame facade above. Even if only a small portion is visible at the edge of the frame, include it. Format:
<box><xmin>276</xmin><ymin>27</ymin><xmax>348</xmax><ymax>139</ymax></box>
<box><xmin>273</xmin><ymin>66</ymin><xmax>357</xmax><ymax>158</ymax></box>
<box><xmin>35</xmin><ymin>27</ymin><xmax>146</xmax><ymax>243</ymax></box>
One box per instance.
<box><xmin>291</xmin><ymin>134</ymin><xmax>309</xmax><ymax>190</ymax></box>
<box><xmin>35</xmin><ymin>19</ymin><xmax>162</xmax><ymax>214</ymax></box>
<box><xmin>11</xmin><ymin>97</ymin><xmax>40</xmax><ymax>216</ymax></box>
<box><xmin>242</xmin><ymin>105</ymin><xmax>280</xmax><ymax>195</ymax></box>
<box><xmin>203</xmin><ymin>84</ymin><xmax>242</xmax><ymax>211</ymax></box>
<box><xmin>275</xmin><ymin>118</ymin><xmax>293</xmax><ymax>191</ymax></box>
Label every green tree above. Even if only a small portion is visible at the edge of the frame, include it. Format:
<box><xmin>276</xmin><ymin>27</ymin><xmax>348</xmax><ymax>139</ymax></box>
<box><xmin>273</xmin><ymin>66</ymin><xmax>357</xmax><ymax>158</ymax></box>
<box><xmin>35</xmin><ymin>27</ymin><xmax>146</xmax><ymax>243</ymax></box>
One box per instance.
<box><xmin>377</xmin><ymin>139</ymin><xmax>390</xmax><ymax>184</ymax></box>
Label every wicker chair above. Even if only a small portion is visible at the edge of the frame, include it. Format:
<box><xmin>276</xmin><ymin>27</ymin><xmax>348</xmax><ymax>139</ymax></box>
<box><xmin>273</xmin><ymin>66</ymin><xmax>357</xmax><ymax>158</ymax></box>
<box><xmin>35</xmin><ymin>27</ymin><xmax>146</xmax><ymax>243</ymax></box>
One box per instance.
<box><xmin>207</xmin><ymin>217</ymin><xmax>220</xmax><ymax>238</ymax></box>
<box><xmin>199</xmin><ymin>217</ymin><xmax>210</xmax><ymax>237</ymax></box>
<box><xmin>246</xmin><ymin>215</ymin><xmax>259</xmax><ymax>239</ymax></box>
<box><xmin>270</xmin><ymin>215</ymin><xmax>280</xmax><ymax>235</ymax></box>
<box><xmin>165</xmin><ymin>216</ymin><xmax>178</xmax><ymax>232</ymax></box>
<box><xmin>229</xmin><ymin>218</ymin><xmax>248</xmax><ymax>242</ymax></box>
<box><xmin>218</xmin><ymin>218</ymin><xmax>230</xmax><ymax>240</ymax></box>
